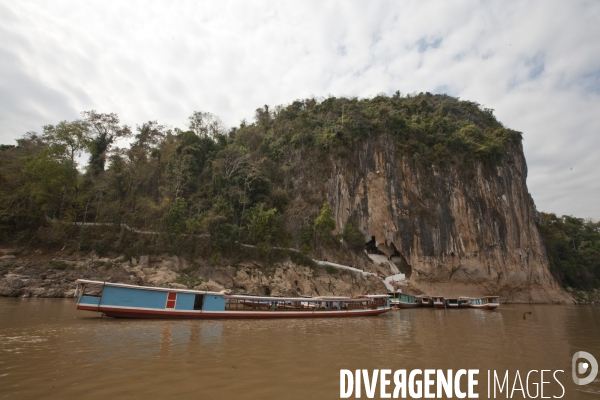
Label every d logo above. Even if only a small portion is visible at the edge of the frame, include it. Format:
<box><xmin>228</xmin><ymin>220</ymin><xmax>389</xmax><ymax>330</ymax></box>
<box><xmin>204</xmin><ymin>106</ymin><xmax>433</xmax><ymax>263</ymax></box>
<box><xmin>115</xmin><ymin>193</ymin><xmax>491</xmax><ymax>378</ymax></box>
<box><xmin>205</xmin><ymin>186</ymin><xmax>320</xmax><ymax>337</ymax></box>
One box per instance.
<box><xmin>572</xmin><ymin>351</ymin><xmax>598</xmax><ymax>386</ymax></box>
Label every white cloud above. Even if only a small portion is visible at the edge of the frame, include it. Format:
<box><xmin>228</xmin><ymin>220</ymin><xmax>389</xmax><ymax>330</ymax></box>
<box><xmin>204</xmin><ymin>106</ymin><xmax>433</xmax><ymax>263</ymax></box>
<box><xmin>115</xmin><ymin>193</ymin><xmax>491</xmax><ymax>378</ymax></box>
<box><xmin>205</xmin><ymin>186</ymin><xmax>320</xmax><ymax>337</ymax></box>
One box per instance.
<box><xmin>0</xmin><ymin>0</ymin><xmax>599</xmax><ymax>218</ymax></box>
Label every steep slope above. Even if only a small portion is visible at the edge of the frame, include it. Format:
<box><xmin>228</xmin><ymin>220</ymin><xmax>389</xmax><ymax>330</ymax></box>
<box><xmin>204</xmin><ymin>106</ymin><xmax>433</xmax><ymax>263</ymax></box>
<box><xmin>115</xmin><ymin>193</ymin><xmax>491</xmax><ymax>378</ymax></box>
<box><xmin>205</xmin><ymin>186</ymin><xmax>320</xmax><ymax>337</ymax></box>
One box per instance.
<box><xmin>297</xmin><ymin>136</ymin><xmax>570</xmax><ymax>302</ymax></box>
<box><xmin>266</xmin><ymin>94</ymin><xmax>572</xmax><ymax>303</ymax></box>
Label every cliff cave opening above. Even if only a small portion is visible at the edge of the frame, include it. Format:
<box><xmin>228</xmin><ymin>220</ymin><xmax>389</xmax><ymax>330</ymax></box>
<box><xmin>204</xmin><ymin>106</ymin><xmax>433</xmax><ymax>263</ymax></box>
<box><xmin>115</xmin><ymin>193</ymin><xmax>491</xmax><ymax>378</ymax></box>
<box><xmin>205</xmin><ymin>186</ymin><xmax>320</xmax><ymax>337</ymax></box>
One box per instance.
<box><xmin>365</xmin><ymin>236</ymin><xmax>385</xmax><ymax>255</ymax></box>
<box><xmin>389</xmin><ymin>242</ymin><xmax>412</xmax><ymax>278</ymax></box>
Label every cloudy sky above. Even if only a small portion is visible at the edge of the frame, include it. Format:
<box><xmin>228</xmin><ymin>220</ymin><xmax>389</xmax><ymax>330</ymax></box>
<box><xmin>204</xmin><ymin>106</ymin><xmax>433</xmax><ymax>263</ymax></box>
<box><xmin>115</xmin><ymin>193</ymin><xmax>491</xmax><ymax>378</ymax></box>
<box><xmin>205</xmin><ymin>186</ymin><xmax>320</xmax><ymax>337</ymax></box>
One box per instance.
<box><xmin>1</xmin><ymin>0</ymin><xmax>599</xmax><ymax>219</ymax></box>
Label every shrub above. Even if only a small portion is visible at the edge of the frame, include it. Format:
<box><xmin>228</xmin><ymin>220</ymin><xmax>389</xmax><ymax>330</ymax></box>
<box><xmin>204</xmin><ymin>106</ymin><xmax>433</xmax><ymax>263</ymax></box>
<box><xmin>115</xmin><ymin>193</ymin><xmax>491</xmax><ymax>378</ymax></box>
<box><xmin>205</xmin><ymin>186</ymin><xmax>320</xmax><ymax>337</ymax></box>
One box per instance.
<box><xmin>342</xmin><ymin>222</ymin><xmax>366</xmax><ymax>252</ymax></box>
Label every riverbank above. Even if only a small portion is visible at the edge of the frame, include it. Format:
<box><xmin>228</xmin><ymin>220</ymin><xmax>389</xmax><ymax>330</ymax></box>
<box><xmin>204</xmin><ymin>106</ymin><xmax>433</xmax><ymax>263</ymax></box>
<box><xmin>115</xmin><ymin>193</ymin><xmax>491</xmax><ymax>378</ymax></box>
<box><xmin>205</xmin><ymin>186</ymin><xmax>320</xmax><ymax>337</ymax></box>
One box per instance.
<box><xmin>0</xmin><ymin>246</ymin><xmax>387</xmax><ymax>299</ymax></box>
<box><xmin>0</xmin><ymin>246</ymin><xmax>592</xmax><ymax>303</ymax></box>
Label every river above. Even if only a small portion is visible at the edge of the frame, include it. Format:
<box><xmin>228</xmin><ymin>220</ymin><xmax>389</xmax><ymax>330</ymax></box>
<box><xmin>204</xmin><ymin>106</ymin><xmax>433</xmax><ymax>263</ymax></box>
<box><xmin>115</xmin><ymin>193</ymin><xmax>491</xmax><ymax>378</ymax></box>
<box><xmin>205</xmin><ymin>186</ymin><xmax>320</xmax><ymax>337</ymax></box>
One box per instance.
<box><xmin>0</xmin><ymin>298</ymin><xmax>598</xmax><ymax>399</ymax></box>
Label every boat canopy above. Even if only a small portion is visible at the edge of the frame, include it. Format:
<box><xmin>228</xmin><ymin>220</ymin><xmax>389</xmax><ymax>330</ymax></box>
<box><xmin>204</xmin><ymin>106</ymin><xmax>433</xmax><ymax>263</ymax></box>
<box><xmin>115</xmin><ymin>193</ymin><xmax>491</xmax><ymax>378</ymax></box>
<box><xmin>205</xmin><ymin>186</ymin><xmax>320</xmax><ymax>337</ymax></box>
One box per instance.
<box><xmin>224</xmin><ymin>294</ymin><xmax>386</xmax><ymax>303</ymax></box>
<box><xmin>75</xmin><ymin>279</ymin><xmax>224</xmax><ymax>296</ymax></box>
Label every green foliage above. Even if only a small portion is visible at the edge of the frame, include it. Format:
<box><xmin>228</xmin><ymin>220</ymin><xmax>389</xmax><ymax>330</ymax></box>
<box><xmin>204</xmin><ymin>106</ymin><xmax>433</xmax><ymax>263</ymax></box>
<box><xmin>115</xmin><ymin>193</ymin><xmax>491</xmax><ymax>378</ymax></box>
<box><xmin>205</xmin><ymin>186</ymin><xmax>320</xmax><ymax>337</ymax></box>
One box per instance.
<box><xmin>289</xmin><ymin>250</ymin><xmax>316</xmax><ymax>267</ymax></box>
<box><xmin>82</xmin><ymin>110</ymin><xmax>132</xmax><ymax>176</ymax></box>
<box><xmin>245</xmin><ymin>204</ymin><xmax>284</xmax><ymax>248</ymax></box>
<box><xmin>162</xmin><ymin>197</ymin><xmax>188</xmax><ymax>235</ymax></box>
<box><xmin>300</xmin><ymin>226</ymin><xmax>314</xmax><ymax>253</ymax></box>
<box><xmin>248</xmin><ymin>93</ymin><xmax>521</xmax><ymax>168</ymax></box>
<box><xmin>212</xmin><ymin>223</ymin><xmax>239</xmax><ymax>251</ymax></box>
<box><xmin>42</xmin><ymin>120</ymin><xmax>90</xmax><ymax>167</ymax></box>
<box><xmin>78</xmin><ymin>227</ymin><xmax>91</xmax><ymax>251</ymax></box>
<box><xmin>314</xmin><ymin>202</ymin><xmax>335</xmax><ymax>241</ymax></box>
<box><xmin>538</xmin><ymin>213</ymin><xmax>600</xmax><ymax>290</ymax></box>
<box><xmin>209</xmin><ymin>251</ymin><xmax>221</xmax><ymax>266</ymax></box>
<box><xmin>23</xmin><ymin>145</ymin><xmax>76</xmax><ymax>208</ymax></box>
<box><xmin>342</xmin><ymin>222</ymin><xmax>366</xmax><ymax>251</ymax></box>
<box><xmin>187</xmin><ymin>111</ymin><xmax>225</xmax><ymax>139</ymax></box>
<box><xmin>325</xmin><ymin>265</ymin><xmax>338</xmax><ymax>274</ymax></box>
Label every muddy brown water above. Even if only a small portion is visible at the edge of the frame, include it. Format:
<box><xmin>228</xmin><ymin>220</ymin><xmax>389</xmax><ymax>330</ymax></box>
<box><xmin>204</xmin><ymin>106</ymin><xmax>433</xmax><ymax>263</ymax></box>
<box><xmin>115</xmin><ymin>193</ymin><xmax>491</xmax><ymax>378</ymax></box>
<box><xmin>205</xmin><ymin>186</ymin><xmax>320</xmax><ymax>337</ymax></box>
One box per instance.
<box><xmin>0</xmin><ymin>298</ymin><xmax>599</xmax><ymax>399</ymax></box>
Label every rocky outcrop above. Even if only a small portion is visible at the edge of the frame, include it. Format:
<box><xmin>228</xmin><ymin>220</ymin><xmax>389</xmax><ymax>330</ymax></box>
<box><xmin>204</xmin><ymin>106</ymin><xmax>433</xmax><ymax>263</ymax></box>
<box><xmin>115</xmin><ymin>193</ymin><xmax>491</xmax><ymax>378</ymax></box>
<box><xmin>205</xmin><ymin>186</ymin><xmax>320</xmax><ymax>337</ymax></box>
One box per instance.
<box><xmin>228</xmin><ymin>261</ymin><xmax>384</xmax><ymax>297</ymax></box>
<box><xmin>0</xmin><ymin>253</ymin><xmax>143</xmax><ymax>298</ymax></box>
<box><xmin>294</xmin><ymin>135</ymin><xmax>571</xmax><ymax>303</ymax></box>
<box><xmin>0</xmin><ymin>250</ymin><xmax>386</xmax><ymax>298</ymax></box>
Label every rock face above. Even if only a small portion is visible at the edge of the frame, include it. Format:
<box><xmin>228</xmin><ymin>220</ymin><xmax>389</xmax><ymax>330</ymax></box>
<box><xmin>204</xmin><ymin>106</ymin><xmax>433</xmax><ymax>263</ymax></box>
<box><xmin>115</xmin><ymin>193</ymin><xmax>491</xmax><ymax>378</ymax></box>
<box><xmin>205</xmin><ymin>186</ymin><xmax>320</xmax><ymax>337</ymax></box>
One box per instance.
<box><xmin>0</xmin><ymin>251</ymin><xmax>386</xmax><ymax>299</ymax></box>
<box><xmin>228</xmin><ymin>261</ymin><xmax>384</xmax><ymax>297</ymax></box>
<box><xmin>315</xmin><ymin>135</ymin><xmax>570</xmax><ymax>302</ymax></box>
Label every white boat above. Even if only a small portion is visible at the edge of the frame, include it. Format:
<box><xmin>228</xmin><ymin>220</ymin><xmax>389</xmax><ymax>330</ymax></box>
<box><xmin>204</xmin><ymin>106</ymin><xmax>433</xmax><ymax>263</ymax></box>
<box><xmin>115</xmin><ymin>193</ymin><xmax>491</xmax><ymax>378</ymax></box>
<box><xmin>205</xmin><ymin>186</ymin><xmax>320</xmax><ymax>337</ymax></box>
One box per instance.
<box><xmin>417</xmin><ymin>295</ymin><xmax>432</xmax><ymax>307</ymax></box>
<box><xmin>469</xmin><ymin>296</ymin><xmax>500</xmax><ymax>310</ymax></box>
<box><xmin>445</xmin><ymin>298</ymin><xmax>460</xmax><ymax>308</ymax></box>
<box><xmin>432</xmin><ymin>296</ymin><xmax>445</xmax><ymax>308</ymax></box>
<box><xmin>484</xmin><ymin>295</ymin><xmax>500</xmax><ymax>310</ymax></box>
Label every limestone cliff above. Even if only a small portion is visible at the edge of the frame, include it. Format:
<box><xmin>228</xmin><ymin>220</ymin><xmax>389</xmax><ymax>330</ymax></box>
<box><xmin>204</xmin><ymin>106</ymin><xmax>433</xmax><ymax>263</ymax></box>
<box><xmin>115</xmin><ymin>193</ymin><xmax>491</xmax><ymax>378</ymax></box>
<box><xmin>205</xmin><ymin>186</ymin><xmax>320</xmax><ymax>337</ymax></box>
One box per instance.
<box><xmin>291</xmin><ymin>135</ymin><xmax>571</xmax><ymax>303</ymax></box>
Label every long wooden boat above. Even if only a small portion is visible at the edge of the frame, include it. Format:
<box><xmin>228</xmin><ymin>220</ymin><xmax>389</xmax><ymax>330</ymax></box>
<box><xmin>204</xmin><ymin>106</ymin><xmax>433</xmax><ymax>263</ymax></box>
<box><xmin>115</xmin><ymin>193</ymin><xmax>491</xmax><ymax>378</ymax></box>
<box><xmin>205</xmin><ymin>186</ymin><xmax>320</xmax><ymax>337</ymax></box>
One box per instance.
<box><xmin>458</xmin><ymin>297</ymin><xmax>471</xmax><ymax>308</ymax></box>
<box><xmin>417</xmin><ymin>295</ymin><xmax>432</xmax><ymax>307</ymax></box>
<box><xmin>445</xmin><ymin>298</ymin><xmax>460</xmax><ymax>308</ymax></box>
<box><xmin>397</xmin><ymin>293</ymin><xmax>420</xmax><ymax>309</ymax></box>
<box><xmin>74</xmin><ymin>279</ymin><xmax>391</xmax><ymax>319</ymax></box>
<box><xmin>468</xmin><ymin>298</ymin><xmax>487</xmax><ymax>309</ymax></box>
<box><xmin>484</xmin><ymin>295</ymin><xmax>500</xmax><ymax>310</ymax></box>
<box><xmin>432</xmin><ymin>296</ymin><xmax>445</xmax><ymax>308</ymax></box>
<box><xmin>469</xmin><ymin>296</ymin><xmax>500</xmax><ymax>310</ymax></box>
<box><xmin>388</xmin><ymin>292</ymin><xmax>401</xmax><ymax>310</ymax></box>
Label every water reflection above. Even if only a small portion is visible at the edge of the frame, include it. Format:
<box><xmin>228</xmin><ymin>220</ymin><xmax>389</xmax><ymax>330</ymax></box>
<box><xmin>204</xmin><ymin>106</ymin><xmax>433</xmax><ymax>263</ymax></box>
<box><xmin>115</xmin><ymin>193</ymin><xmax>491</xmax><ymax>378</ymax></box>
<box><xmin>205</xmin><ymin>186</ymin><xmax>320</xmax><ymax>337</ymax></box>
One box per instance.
<box><xmin>158</xmin><ymin>324</ymin><xmax>172</xmax><ymax>358</ymax></box>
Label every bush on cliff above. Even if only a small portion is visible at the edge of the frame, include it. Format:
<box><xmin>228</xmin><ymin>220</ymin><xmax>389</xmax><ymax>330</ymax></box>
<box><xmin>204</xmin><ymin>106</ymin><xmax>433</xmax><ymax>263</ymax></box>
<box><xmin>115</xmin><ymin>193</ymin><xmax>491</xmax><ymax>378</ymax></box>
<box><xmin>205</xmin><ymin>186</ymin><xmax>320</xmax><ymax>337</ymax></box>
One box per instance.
<box><xmin>538</xmin><ymin>213</ymin><xmax>600</xmax><ymax>290</ymax></box>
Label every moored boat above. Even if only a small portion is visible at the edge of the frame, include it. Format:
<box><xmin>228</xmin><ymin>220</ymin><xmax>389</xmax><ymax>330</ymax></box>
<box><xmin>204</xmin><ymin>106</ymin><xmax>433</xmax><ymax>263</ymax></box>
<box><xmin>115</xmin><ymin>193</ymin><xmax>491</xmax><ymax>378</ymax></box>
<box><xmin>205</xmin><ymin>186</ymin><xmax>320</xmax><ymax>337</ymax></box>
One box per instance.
<box><xmin>388</xmin><ymin>291</ymin><xmax>401</xmax><ymax>310</ymax></box>
<box><xmin>484</xmin><ymin>295</ymin><xmax>500</xmax><ymax>310</ymax></box>
<box><xmin>417</xmin><ymin>295</ymin><xmax>432</xmax><ymax>307</ymax></box>
<box><xmin>468</xmin><ymin>298</ymin><xmax>487</xmax><ymax>309</ymax></box>
<box><xmin>445</xmin><ymin>298</ymin><xmax>460</xmax><ymax>308</ymax></box>
<box><xmin>469</xmin><ymin>296</ymin><xmax>500</xmax><ymax>310</ymax></box>
<box><xmin>432</xmin><ymin>296</ymin><xmax>445</xmax><ymax>308</ymax></box>
<box><xmin>397</xmin><ymin>293</ymin><xmax>420</xmax><ymax>308</ymax></box>
<box><xmin>458</xmin><ymin>297</ymin><xmax>471</xmax><ymax>308</ymax></box>
<box><xmin>74</xmin><ymin>279</ymin><xmax>391</xmax><ymax>319</ymax></box>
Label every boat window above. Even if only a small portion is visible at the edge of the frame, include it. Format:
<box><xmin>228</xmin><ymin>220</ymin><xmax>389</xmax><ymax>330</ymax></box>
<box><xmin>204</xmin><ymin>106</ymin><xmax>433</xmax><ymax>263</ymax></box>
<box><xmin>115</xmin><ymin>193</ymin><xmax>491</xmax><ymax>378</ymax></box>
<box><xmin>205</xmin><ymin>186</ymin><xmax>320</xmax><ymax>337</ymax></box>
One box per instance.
<box><xmin>194</xmin><ymin>294</ymin><xmax>204</xmax><ymax>310</ymax></box>
<box><xmin>166</xmin><ymin>292</ymin><xmax>177</xmax><ymax>309</ymax></box>
<box><xmin>81</xmin><ymin>283</ymin><xmax>103</xmax><ymax>297</ymax></box>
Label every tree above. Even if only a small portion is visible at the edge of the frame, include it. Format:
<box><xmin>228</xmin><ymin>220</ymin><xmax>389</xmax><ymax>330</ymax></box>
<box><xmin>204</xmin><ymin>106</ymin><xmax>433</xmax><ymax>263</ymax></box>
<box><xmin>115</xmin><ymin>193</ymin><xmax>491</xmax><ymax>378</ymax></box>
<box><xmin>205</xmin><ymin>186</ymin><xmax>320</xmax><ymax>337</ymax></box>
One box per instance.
<box><xmin>314</xmin><ymin>201</ymin><xmax>335</xmax><ymax>242</ymax></box>
<box><xmin>539</xmin><ymin>213</ymin><xmax>600</xmax><ymax>290</ymax></box>
<box><xmin>246</xmin><ymin>204</ymin><xmax>282</xmax><ymax>247</ymax></box>
<box><xmin>165</xmin><ymin>130</ymin><xmax>219</xmax><ymax>198</ymax></box>
<box><xmin>214</xmin><ymin>147</ymin><xmax>248</xmax><ymax>179</ymax></box>
<box><xmin>187</xmin><ymin>111</ymin><xmax>225</xmax><ymax>139</ymax></box>
<box><xmin>42</xmin><ymin>120</ymin><xmax>90</xmax><ymax>168</ymax></box>
<box><xmin>129</xmin><ymin>121</ymin><xmax>169</xmax><ymax>202</ymax></box>
<box><xmin>0</xmin><ymin>133</ymin><xmax>69</xmax><ymax>236</ymax></box>
<box><xmin>82</xmin><ymin>110</ymin><xmax>132</xmax><ymax>176</ymax></box>
<box><xmin>162</xmin><ymin>197</ymin><xmax>188</xmax><ymax>235</ymax></box>
<box><xmin>342</xmin><ymin>222</ymin><xmax>366</xmax><ymax>251</ymax></box>
<box><xmin>21</xmin><ymin>134</ymin><xmax>75</xmax><ymax>220</ymax></box>
<box><xmin>134</xmin><ymin>121</ymin><xmax>167</xmax><ymax>149</ymax></box>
